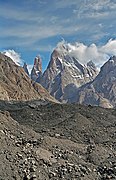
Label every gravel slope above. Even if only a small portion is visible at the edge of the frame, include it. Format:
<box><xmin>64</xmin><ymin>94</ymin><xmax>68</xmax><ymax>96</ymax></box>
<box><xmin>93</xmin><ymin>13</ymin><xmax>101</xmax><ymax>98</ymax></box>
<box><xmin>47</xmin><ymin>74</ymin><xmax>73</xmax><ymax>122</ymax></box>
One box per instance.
<box><xmin>0</xmin><ymin>100</ymin><xmax>116</xmax><ymax>180</ymax></box>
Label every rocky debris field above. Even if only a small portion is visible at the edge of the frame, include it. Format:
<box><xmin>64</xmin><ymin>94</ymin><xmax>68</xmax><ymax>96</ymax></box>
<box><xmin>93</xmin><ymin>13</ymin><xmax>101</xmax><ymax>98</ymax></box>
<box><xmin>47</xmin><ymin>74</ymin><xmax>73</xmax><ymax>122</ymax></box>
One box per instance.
<box><xmin>0</xmin><ymin>100</ymin><xmax>116</xmax><ymax>180</ymax></box>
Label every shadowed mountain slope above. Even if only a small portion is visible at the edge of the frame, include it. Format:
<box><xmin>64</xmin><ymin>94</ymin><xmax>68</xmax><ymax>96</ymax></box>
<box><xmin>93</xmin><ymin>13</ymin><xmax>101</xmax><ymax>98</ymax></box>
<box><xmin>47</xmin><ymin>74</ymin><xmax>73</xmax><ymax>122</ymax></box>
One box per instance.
<box><xmin>0</xmin><ymin>53</ymin><xmax>57</xmax><ymax>102</ymax></box>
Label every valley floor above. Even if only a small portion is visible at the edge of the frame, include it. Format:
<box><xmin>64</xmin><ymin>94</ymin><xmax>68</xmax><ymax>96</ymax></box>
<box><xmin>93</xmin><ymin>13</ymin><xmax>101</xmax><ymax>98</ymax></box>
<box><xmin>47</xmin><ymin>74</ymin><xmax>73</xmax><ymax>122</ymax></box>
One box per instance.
<box><xmin>0</xmin><ymin>100</ymin><xmax>116</xmax><ymax>180</ymax></box>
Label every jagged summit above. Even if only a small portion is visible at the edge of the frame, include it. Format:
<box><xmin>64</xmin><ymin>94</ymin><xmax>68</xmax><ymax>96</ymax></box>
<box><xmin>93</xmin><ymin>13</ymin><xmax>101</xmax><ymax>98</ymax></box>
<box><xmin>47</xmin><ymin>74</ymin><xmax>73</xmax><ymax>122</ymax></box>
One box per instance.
<box><xmin>55</xmin><ymin>40</ymin><xmax>70</xmax><ymax>56</ymax></box>
<box><xmin>39</xmin><ymin>42</ymin><xmax>98</xmax><ymax>102</ymax></box>
<box><xmin>100</xmin><ymin>55</ymin><xmax>116</xmax><ymax>74</ymax></box>
<box><xmin>75</xmin><ymin>56</ymin><xmax>116</xmax><ymax>108</ymax></box>
<box><xmin>21</xmin><ymin>43</ymin><xmax>116</xmax><ymax>108</ymax></box>
<box><xmin>34</xmin><ymin>56</ymin><xmax>42</xmax><ymax>72</ymax></box>
<box><xmin>31</xmin><ymin>55</ymin><xmax>42</xmax><ymax>82</ymax></box>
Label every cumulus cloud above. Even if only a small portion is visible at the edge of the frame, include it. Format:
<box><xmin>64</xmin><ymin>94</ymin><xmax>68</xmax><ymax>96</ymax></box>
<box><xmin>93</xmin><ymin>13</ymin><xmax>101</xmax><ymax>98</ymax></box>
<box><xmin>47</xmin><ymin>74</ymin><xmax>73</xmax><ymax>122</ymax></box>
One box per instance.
<box><xmin>2</xmin><ymin>49</ymin><xmax>33</xmax><ymax>74</ymax></box>
<box><xmin>100</xmin><ymin>39</ymin><xmax>116</xmax><ymax>55</ymax></box>
<box><xmin>61</xmin><ymin>39</ymin><xmax>116</xmax><ymax>67</ymax></box>
<box><xmin>2</xmin><ymin>50</ymin><xmax>23</xmax><ymax>65</ymax></box>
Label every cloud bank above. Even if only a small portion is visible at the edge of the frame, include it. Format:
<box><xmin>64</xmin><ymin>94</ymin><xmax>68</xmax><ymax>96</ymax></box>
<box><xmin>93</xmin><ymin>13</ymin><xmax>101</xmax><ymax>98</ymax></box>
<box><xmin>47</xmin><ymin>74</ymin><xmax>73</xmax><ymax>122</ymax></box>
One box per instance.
<box><xmin>60</xmin><ymin>39</ymin><xmax>116</xmax><ymax>67</ymax></box>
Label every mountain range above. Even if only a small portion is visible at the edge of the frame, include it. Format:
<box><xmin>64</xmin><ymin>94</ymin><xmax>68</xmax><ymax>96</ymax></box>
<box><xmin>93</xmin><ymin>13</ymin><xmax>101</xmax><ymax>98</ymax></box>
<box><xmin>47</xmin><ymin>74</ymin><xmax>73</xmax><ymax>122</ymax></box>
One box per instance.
<box><xmin>29</xmin><ymin>42</ymin><xmax>116</xmax><ymax>108</ymax></box>
<box><xmin>0</xmin><ymin>41</ymin><xmax>116</xmax><ymax>108</ymax></box>
<box><xmin>75</xmin><ymin>56</ymin><xmax>116</xmax><ymax>108</ymax></box>
<box><xmin>39</xmin><ymin>43</ymin><xmax>98</xmax><ymax>102</ymax></box>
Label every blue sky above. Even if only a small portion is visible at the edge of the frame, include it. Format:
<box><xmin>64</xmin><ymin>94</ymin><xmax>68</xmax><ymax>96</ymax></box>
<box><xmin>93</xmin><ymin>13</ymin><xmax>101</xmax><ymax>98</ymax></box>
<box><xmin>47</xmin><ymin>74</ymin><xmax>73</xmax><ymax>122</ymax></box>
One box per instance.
<box><xmin>0</xmin><ymin>0</ymin><xmax>116</xmax><ymax>71</ymax></box>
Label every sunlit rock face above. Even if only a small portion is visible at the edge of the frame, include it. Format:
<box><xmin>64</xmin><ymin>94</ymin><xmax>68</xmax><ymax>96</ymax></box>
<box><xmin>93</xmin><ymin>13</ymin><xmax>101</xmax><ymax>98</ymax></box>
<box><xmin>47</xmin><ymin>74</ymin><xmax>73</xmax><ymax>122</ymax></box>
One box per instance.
<box><xmin>75</xmin><ymin>56</ymin><xmax>116</xmax><ymax>108</ymax></box>
<box><xmin>40</xmin><ymin>41</ymin><xmax>98</xmax><ymax>102</ymax></box>
<box><xmin>0</xmin><ymin>53</ymin><xmax>56</xmax><ymax>102</ymax></box>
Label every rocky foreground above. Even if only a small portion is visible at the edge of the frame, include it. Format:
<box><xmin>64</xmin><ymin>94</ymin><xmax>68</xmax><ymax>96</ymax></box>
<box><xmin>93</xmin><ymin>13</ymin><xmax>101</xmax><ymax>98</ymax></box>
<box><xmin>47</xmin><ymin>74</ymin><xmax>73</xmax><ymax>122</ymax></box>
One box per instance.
<box><xmin>0</xmin><ymin>100</ymin><xmax>116</xmax><ymax>180</ymax></box>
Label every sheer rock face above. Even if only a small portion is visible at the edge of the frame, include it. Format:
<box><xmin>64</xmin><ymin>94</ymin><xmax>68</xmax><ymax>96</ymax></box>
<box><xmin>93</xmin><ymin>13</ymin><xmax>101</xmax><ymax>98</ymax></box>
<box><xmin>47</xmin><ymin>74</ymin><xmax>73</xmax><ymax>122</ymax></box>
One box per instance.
<box><xmin>31</xmin><ymin>56</ymin><xmax>42</xmax><ymax>82</ymax></box>
<box><xmin>75</xmin><ymin>56</ymin><xmax>116</xmax><ymax>108</ymax></box>
<box><xmin>0</xmin><ymin>53</ymin><xmax>57</xmax><ymax>102</ymax></box>
<box><xmin>40</xmin><ymin>43</ymin><xmax>98</xmax><ymax>102</ymax></box>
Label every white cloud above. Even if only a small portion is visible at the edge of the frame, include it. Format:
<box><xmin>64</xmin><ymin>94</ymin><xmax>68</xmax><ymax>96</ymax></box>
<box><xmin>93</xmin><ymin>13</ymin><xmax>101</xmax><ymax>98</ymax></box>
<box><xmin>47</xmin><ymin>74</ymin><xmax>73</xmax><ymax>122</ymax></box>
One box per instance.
<box><xmin>58</xmin><ymin>39</ymin><xmax>116</xmax><ymax>67</ymax></box>
<box><xmin>100</xmin><ymin>39</ymin><xmax>116</xmax><ymax>55</ymax></box>
<box><xmin>3</xmin><ymin>50</ymin><xmax>23</xmax><ymax>65</ymax></box>
<box><xmin>2</xmin><ymin>50</ymin><xmax>33</xmax><ymax>74</ymax></box>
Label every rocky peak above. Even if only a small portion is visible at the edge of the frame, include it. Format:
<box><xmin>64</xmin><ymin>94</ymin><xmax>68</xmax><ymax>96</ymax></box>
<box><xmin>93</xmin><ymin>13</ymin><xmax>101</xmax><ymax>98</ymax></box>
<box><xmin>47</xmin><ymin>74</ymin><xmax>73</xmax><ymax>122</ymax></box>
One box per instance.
<box><xmin>0</xmin><ymin>53</ymin><xmax>57</xmax><ymax>102</ymax></box>
<box><xmin>34</xmin><ymin>56</ymin><xmax>42</xmax><ymax>72</ymax></box>
<box><xmin>23</xmin><ymin>62</ymin><xmax>29</xmax><ymax>76</ymax></box>
<box><xmin>31</xmin><ymin>56</ymin><xmax>42</xmax><ymax>82</ymax></box>
<box><xmin>0</xmin><ymin>52</ymin><xmax>13</xmax><ymax>63</ymax></box>
<box><xmin>52</xmin><ymin>49</ymin><xmax>61</xmax><ymax>59</ymax></box>
<box><xmin>75</xmin><ymin>56</ymin><xmax>116</xmax><ymax>108</ymax></box>
<box><xmin>55</xmin><ymin>40</ymin><xmax>68</xmax><ymax>55</ymax></box>
<box><xmin>47</xmin><ymin>50</ymin><xmax>64</xmax><ymax>74</ymax></box>
<box><xmin>99</xmin><ymin>55</ymin><xmax>116</xmax><ymax>77</ymax></box>
<box><xmin>40</xmin><ymin>42</ymin><xmax>98</xmax><ymax>102</ymax></box>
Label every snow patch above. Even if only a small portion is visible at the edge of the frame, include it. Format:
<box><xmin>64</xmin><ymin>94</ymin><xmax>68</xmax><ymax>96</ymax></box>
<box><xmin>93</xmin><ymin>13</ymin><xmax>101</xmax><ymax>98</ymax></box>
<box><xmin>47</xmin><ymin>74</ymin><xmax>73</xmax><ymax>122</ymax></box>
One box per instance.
<box><xmin>58</xmin><ymin>57</ymin><xmax>63</xmax><ymax>63</ymax></box>
<box><xmin>2</xmin><ymin>49</ymin><xmax>23</xmax><ymax>66</ymax></box>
